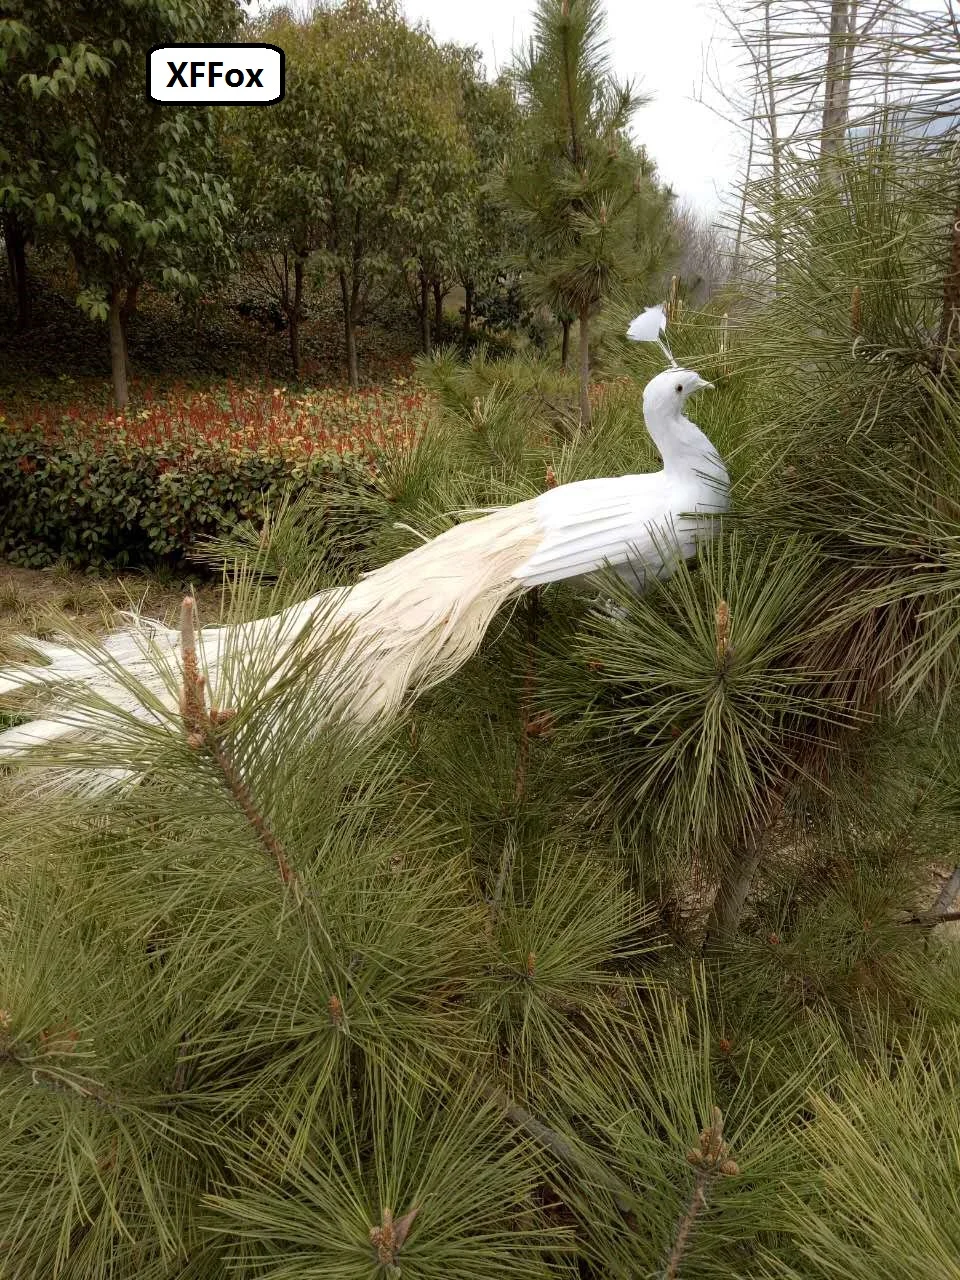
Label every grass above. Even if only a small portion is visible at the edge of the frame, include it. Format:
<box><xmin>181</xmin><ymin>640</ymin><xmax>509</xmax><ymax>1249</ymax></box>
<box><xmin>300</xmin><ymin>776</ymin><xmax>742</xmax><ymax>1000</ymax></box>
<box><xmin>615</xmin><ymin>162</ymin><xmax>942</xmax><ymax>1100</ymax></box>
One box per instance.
<box><xmin>0</xmin><ymin>563</ymin><xmax>221</xmax><ymax>666</ymax></box>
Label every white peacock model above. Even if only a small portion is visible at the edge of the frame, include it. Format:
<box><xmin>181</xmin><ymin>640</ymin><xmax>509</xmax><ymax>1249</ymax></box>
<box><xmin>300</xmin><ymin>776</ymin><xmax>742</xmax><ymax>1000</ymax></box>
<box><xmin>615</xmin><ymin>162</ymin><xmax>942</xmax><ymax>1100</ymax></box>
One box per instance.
<box><xmin>0</xmin><ymin>305</ymin><xmax>728</xmax><ymax>784</ymax></box>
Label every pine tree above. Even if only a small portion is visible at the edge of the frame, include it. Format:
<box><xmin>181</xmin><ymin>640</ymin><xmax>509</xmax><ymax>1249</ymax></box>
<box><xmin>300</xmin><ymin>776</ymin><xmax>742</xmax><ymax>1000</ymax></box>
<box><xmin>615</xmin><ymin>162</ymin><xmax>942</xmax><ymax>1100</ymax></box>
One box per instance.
<box><xmin>496</xmin><ymin>0</ymin><xmax>672</xmax><ymax>426</ymax></box>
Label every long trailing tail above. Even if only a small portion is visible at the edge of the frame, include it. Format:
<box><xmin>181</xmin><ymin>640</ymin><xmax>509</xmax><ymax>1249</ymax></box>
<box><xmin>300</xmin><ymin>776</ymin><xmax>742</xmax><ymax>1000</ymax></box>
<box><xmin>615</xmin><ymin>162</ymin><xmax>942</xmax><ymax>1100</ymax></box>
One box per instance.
<box><xmin>0</xmin><ymin>502</ymin><xmax>544</xmax><ymax>785</ymax></box>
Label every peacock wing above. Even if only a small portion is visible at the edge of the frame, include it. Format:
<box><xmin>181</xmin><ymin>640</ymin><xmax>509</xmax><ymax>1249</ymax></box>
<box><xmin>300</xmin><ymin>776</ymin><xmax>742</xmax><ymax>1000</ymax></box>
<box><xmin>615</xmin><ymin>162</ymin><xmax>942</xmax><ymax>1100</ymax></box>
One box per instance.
<box><xmin>513</xmin><ymin>474</ymin><xmax>686</xmax><ymax>587</ymax></box>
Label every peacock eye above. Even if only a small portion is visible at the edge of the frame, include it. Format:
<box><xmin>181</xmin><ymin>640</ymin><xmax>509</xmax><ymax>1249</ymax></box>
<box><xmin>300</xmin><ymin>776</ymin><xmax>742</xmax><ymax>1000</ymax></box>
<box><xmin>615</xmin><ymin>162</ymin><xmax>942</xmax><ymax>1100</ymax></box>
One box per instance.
<box><xmin>675</xmin><ymin>383</ymin><xmax>683</xmax><ymax>393</ymax></box>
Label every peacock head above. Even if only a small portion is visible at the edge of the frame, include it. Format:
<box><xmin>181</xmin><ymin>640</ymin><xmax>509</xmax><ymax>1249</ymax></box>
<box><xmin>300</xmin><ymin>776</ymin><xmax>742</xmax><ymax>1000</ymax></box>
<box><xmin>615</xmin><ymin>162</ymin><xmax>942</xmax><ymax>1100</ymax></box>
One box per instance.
<box><xmin>642</xmin><ymin>367</ymin><xmax>714</xmax><ymax>421</ymax></box>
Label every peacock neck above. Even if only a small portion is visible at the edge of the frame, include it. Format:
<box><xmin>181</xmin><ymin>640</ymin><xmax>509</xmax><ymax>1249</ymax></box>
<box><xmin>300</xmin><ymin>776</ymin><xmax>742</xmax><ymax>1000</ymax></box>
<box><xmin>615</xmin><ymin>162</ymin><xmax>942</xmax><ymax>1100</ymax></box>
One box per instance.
<box><xmin>647</xmin><ymin>410</ymin><xmax>727</xmax><ymax>488</ymax></box>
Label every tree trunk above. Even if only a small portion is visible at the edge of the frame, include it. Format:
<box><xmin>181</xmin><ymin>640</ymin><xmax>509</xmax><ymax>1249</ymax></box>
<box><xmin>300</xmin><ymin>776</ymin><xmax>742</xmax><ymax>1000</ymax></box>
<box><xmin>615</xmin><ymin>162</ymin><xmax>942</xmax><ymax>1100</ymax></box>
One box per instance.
<box><xmin>338</xmin><ymin>270</ymin><xmax>359</xmax><ymax>390</ymax></box>
<box><xmin>120</xmin><ymin>280</ymin><xmax>140</xmax><ymax>322</ymax></box>
<box><xmin>120</xmin><ymin>282</ymin><xmax>139</xmax><ymax>384</ymax></box>
<box><xmin>820</xmin><ymin>0</ymin><xmax>857</xmax><ymax>165</ymax></box>
<box><xmin>433</xmin><ymin>278</ymin><xmax>444</xmax><ymax>333</ymax></box>
<box><xmin>762</xmin><ymin>0</ymin><xmax>784</xmax><ymax>290</ymax></box>
<box><xmin>703</xmin><ymin>830</ymin><xmax>767</xmax><ymax>947</ymax></box>
<box><xmin>577</xmin><ymin>305</ymin><xmax>591</xmax><ymax>426</ymax></box>
<box><xmin>3</xmin><ymin>217</ymin><xmax>13</xmax><ymax>289</ymax></box>
<box><xmin>108</xmin><ymin>285</ymin><xmax>130</xmax><ymax>411</ymax></box>
<box><xmin>938</xmin><ymin>200</ymin><xmax>960</xmax><ymax>348</ymax></box>
<box><xmin>560</xmin><ymin>316</ymin><xmax>571</xmax><ymax>370</ymax></box>
<box><xmin>288</xmin><ymin>256</ymin><xmax>305</xmax><ymax>380</ymax></box>
<box><xmin>419</xmin><ymin>268</ymin><xmax>432</xmax><ymax>358</ymax></box>
<box><xmin>932</xmin><ymin>865</ymin><xmax>960</xmax><ymax>916</ymax></box>
<box><xmin>4</xmin><ymin>210</ymin><xmax>30</xmax><ymax>330</ymax></box>
<box><xmin>732</xmin><ymin>76</ymin><xmax>760</xmax><ymax>279</ymax></box>
<box><xmin>462</xmin><ymin>281</ymin><xmax>474</xmax><ymax>345</ymax></box>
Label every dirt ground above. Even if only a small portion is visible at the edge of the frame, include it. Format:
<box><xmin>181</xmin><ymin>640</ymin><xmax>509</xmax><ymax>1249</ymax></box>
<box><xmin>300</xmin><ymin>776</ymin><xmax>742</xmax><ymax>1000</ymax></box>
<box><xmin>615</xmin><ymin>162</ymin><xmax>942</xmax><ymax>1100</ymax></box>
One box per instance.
<box><xmin>0</xmin><ymin>561</ymin><xmax>219</xmax><ymax>664</ymax></box>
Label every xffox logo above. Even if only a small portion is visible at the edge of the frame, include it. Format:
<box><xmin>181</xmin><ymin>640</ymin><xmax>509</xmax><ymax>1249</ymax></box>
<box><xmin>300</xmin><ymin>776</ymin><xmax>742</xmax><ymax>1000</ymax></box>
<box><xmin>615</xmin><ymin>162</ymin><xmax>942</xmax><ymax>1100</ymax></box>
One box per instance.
<box><xmin>148</xmin><ymin>44</ymin><xmax>284</xmax><ymax>105</ymax></box>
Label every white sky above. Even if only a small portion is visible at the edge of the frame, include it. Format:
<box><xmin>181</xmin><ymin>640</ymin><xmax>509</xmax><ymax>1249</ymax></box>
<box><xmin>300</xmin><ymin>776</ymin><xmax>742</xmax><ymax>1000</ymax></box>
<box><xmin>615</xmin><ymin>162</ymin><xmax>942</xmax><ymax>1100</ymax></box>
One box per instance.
<box><xmin>252</xmin><ymin>0</ymin><xmax>749</xmax><ymax>216</ymax></box>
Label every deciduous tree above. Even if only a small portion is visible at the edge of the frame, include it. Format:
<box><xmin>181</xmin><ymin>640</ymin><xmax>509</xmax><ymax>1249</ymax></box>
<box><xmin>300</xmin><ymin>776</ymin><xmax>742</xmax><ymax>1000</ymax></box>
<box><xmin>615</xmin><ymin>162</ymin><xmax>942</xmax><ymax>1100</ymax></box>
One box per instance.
<box><xmin>0</xmin><ymin>0</ymin><xmax>240</xmax><ymax>408</ymax></box>
<box><xmin>238</xmin><ymin>1</ymin><xmax>471</xmax><ymax>388</ymax></box>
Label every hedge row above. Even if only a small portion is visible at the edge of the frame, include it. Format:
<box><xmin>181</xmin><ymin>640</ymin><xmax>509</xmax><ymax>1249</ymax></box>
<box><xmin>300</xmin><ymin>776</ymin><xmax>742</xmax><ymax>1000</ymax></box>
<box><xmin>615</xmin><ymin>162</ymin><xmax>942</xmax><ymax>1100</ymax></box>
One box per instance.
<box><xmin>0</xmin><ymin>426</ymin><xmax>375</xmax><ymax>569</ymax></box>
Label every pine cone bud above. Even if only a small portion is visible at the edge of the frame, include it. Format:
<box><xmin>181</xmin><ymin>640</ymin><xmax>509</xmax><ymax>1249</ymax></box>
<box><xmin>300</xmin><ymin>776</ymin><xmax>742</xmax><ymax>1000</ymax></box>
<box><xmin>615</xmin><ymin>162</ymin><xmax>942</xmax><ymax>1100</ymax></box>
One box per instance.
<box><xmin>668</xmin><ymin>275</ymin><xmax>679</xmax><ymax>320</ymax></box>
<box><xmin>527</xmin><ymin>712</ymin><xmax>555</xmax><ymax>738</ymax></box>
<box><xmin>525</xmin><ymin>952</ymin><xmax>536</xmax><ymax>977</ymax></box>
<box><xmin>720</xmin><ymin>1158</ymin><xmax>739</xmax><ymax>1176</ymax></box>
<box><xmin>545</xmin><ymin>465</ymin><xmax>557</xmax><ymax>489</ymax></box>
<box><xmin>40</xmin><ymin>1023</ymin><xmax>78</xmax><ymax>1055</ymax></box>
<box><xmin>715</xmin><ymin>599</ymin><xmax>730</xmax><ymax>661</ymax></box>
<box><xmin>328</xmin><ymin>995</ymin><xmax>343</xmax><ymax>1026</ymax></box>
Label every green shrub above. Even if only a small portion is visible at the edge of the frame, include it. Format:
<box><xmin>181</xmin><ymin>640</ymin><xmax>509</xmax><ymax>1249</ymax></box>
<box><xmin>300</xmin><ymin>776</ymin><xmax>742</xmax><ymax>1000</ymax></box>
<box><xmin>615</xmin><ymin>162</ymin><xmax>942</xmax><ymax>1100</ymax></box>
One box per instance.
<box><xmin>0</xmin><ymin>425</ymin><xmax>376</xmax><ymax>570</ymax></box>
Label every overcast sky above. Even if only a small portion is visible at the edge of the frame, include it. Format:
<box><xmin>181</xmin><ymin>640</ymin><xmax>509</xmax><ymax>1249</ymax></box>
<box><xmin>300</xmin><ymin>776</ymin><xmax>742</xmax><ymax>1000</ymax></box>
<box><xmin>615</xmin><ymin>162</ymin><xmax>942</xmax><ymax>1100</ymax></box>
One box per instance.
<box><xmin>252</xmin><ymin>0</ymin><xmax>748</xmax><ymax>216</ymax></box>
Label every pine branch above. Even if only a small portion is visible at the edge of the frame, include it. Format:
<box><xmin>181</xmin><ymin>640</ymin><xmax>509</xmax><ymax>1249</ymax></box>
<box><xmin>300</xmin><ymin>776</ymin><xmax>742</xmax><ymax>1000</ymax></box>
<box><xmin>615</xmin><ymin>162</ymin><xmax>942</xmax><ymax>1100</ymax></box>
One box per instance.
<box><xmin>487</xmin><ymin>827</ymin><xmax>517</xmax><ymax>933</ymax></box>
<box><xmin>704</xmin><ymin>835</ymin><xmax>765</xmax><ymax>946</ymax></box>
<box><xmin>702</xmin><ymin>599</ymin><xmax>777</xmax><ymax>947</ymax></box>
<box><xmin>663</xmin><ymin>1108</ymin><xmax>739</xmax><ymax>1279</ymax></box>
<box><xmin>178</xmin><ymin>596</ymin><xmax>295</xmax><ymax>888</ymax></box>
<box><xmin>0</xmin><ymin>1018</ymin><xmax>117</xmax><ymax>1110</ymax></box>
<box><xmin>902</xmin><ymin>909</ymin><xmax>960</xmax><ymax>926</ymax></box>
<box><xmin>902</xmin><ymin>866</ymin><xmax>960</xmax><ymax>925</ymax></box>
<box><xmin>483</xmin><ymin>1084</ymin><xmax>640</xmax><ymax>1220</ymax></box>
<box><xmin>931</xmin><ymin>864</ymin><xmax>960</xmax><ymax>915</ymax></box>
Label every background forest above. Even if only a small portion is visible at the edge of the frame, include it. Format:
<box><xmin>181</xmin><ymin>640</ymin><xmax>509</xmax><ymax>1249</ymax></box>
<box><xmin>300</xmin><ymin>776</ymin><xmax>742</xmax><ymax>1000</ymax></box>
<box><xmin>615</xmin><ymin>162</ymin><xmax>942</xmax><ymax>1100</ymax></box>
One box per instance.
<box><xmin>2</xmin><ymin>0</ymin><xmax>960</xmax><ymax>1277</ymax></box>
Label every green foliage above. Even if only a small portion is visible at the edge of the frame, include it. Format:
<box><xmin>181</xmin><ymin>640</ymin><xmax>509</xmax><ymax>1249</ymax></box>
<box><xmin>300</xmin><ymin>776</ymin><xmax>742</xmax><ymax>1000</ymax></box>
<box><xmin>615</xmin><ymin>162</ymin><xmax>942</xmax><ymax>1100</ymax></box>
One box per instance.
<box><xmin>4</xmin><ymin>5</ymin><xmax>960</xmax><ymax>1277</ymax></box>
<box><xmin>497</xmin><ymin>0</ymin><xmax>673</xmax><ymax>319</ymax></box>
<box><xmin>450</xmin><ymin>56</ymin><xmax>525</xmax><ymax>306</ymax></box>
<box><xmin>229</xmin><ymin>1</ymin><xmax>489</xmax><ymax>380</ymax></box>
<box><xmin>0</xmin><ymin>424</ymin><xmax>372</xmax><ymax>568</ymax></box>
<box><xmin>727</xmin><ymin>124</ymin><xmax>960</xmax><ymax>720</ymax></box>
<box><xmin>209</xmin><ymin>1066</ymin><xmax>571</xmax><ymax>1279</ymax></box>
<box><xmin>1</xmin><ymin>0</ymin><xmax>241</xmax><ymax>306</ymax></box>
<box><xmin>763</xmin><ymin>1016</ymin><xmax>960</xmax><ymax>1280</ymax></box>
<box><xmin>494</xmin><ymin>0</ymin><xmax>673</xmax><ymax>420</ymax></box>
<box><xmin>537</xmin><ymin>534</ymin><xmax>858</xmax><ymax>858</ymax></box>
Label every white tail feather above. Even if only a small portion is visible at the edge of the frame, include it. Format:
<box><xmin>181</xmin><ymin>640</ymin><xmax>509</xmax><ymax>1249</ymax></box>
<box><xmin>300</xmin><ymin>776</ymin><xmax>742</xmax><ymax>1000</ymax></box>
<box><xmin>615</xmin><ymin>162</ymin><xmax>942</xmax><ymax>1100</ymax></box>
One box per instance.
<box><xmin>0</xmin><ymin>503</ymin><xmax>544</xmax><ymax>783</ymax></box>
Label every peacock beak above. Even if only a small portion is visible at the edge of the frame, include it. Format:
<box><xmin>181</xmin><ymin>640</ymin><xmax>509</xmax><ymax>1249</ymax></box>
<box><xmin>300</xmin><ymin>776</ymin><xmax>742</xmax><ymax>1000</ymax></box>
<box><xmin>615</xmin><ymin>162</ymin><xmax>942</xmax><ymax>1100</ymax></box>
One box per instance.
<box><xmin>693</xmin><ymin>377</ymin><xmax>714</xmax><ymax>392</ymax></box>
